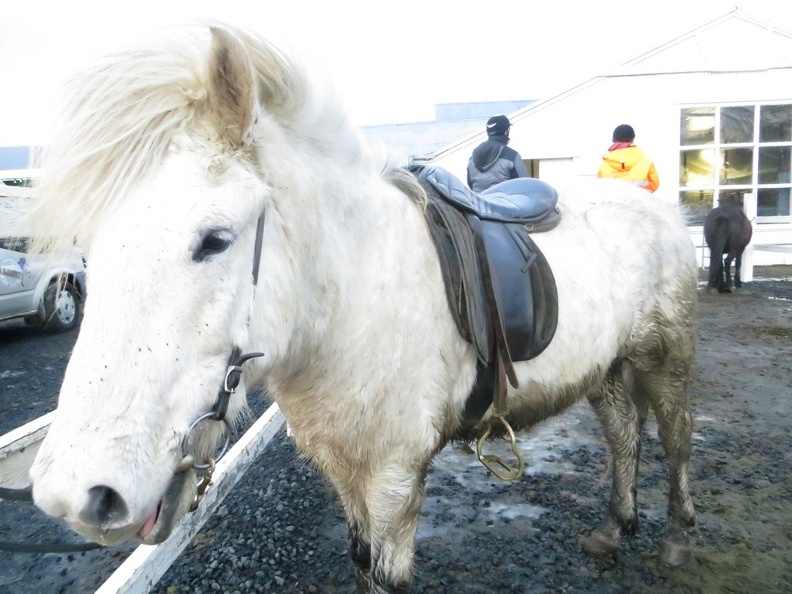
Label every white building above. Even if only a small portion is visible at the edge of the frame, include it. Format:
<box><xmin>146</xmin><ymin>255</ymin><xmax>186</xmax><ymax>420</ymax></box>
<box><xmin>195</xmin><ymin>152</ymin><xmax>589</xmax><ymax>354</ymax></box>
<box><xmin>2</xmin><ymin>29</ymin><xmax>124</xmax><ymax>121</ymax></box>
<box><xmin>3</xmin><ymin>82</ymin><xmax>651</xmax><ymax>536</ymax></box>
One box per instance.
<box><xmin>416</xmin><ymin>9</ymin><xmax>792</xmax><ymax>274</ymax></box>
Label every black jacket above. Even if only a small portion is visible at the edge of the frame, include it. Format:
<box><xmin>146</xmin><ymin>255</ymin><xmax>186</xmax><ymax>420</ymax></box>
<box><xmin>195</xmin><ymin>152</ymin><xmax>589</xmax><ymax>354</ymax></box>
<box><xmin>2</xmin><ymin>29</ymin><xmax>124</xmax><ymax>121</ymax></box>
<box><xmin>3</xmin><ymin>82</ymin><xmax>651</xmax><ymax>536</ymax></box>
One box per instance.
<box><xmin>466</xmin><ymin>134</ymin><xmax>530</xmax><ymax>192</ymax></box>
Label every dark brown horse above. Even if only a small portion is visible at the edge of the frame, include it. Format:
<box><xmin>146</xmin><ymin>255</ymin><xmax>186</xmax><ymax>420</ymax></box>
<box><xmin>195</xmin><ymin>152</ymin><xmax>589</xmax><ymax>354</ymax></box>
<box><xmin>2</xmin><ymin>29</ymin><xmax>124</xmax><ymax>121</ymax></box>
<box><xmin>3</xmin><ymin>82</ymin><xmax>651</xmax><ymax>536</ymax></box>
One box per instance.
<box><xmin>704</xmin><ymin>195</ymin><xmax>753</xmax><ymax>293</ymax></box>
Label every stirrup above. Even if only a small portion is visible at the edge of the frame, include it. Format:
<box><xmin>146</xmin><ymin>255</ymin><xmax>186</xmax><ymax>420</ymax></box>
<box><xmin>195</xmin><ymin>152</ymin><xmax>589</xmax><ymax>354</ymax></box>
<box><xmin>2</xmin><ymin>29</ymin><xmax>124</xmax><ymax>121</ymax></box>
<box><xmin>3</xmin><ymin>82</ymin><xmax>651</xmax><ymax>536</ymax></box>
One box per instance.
<box><xmin>476</xmin><ymin>413</ymin><xmax>525</xmax><ymax>481</ymax></box>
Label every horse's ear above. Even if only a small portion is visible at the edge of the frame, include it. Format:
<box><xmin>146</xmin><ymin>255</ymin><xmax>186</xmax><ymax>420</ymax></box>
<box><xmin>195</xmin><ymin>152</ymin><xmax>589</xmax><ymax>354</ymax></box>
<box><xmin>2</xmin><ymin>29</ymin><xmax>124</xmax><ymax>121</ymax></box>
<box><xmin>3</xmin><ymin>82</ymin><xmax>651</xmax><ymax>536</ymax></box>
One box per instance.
<box><xmin>207</xmin><ymin>26</ymin><xmax>258</xmax><ymax>148</ymax></box>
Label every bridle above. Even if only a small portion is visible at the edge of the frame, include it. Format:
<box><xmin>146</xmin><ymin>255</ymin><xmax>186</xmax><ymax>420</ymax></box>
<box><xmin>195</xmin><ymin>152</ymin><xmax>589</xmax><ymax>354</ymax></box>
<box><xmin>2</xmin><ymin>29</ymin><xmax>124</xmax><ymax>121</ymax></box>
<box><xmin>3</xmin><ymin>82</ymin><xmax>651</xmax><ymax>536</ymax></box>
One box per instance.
<box><xmin>177</xmin><ymin>347</ymin><xmax>263</xmax><ymax>510</ymax></box>
<box><xmin>0</xmin><ymin>211</ymin><xmax>267</xmax><ymax>553</ymax></box>
<box><xmin>177</xmin><ymin>211</ymin><xmax>267</xmax><ymax>511</ymax></box>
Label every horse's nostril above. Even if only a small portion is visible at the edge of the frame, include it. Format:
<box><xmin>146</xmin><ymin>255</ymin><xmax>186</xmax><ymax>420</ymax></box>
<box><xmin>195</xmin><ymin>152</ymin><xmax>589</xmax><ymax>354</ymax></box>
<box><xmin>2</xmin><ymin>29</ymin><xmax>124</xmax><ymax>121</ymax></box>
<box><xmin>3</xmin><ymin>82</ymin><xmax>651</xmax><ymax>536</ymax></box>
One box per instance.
<box><xmin>80</xmin><ymin>485</ymin><xmax>129</xmax><ymax>527</ymax></box>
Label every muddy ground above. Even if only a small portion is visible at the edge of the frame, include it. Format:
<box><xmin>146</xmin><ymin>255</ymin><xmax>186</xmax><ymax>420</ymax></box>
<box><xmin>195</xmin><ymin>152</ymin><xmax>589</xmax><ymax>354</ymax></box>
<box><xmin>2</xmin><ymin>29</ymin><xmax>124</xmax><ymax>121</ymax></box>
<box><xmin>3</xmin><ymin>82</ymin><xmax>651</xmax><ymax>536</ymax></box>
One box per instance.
<box><xmin>1</xmin><ymin>267</ymin><xmax>791</xmax><ymax>593</ymax></box>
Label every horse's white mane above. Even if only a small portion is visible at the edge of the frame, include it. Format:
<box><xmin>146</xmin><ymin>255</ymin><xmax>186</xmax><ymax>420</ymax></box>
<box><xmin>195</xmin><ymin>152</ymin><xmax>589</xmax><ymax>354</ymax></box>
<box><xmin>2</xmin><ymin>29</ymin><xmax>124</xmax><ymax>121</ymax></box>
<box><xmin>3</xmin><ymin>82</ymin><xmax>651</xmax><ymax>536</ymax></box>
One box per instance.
<box><xmin>26</xmin><ymin>23</ymin><xmax>394</xmax><ymax>253</ymax></box>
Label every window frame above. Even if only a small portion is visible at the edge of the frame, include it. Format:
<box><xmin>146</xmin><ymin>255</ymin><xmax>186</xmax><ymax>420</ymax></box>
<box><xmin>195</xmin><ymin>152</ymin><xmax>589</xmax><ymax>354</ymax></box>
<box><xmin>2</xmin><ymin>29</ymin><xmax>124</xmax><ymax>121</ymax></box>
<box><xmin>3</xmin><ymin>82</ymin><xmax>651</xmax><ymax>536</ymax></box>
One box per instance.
<box><xmin>678</xmin><ymin>102</ymin><xmax>792</xmax><ymax>225</ymax></box>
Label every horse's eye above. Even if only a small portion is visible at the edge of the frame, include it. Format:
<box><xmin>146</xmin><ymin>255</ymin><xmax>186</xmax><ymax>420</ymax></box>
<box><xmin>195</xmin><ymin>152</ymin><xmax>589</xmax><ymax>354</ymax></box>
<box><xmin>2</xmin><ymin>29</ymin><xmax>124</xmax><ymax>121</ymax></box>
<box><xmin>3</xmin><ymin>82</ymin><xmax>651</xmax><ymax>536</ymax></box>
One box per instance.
<box><xmin>193</xmin><ymin>229</ymin><xmax>234</xmax><ymax>262</ymax></box>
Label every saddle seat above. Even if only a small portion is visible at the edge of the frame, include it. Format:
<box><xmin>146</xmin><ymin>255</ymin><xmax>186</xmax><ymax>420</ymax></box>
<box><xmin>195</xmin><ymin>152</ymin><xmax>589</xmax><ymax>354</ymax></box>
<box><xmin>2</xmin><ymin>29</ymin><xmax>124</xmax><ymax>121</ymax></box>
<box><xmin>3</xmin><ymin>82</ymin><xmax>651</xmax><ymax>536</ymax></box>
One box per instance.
<box><xmin>424</xmin><ymin>166</ymin><xmax>561</xmax><ymax>228</ymax></box>
<box><xmin>412</xmin><ymin>165</ymin><xmax>560</xmax><ymax>422</ymax></box>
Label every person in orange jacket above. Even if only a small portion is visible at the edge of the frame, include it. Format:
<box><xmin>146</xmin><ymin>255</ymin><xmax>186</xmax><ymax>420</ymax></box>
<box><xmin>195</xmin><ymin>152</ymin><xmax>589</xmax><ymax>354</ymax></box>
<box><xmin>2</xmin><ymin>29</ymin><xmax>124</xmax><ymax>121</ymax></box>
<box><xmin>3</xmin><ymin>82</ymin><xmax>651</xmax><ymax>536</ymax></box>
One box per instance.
<box><xmin>597</xmin><ymin>124</ymin><xmax>660</xmax><ymax>193</ymax></box>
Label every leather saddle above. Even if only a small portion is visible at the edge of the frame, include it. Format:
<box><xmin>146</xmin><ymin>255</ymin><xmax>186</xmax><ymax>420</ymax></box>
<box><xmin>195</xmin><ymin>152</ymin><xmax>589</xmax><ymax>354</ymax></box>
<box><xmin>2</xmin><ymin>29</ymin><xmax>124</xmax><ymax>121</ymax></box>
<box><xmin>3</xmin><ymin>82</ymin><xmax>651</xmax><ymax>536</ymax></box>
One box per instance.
<box><xmin>410</xmin><ymin>165</ymin><xmax>560</xmax><ymax>421</ymax></box>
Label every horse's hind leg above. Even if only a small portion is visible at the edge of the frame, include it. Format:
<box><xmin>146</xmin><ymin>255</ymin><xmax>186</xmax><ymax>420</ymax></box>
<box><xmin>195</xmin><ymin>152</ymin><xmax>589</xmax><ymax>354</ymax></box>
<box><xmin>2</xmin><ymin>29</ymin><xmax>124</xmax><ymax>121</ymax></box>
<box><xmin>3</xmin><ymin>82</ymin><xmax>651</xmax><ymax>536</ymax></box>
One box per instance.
<box><xmin>582</xmin><ymin>361</ymin><xmax>646</xmax><ymax>558</ymax></box>
<box><xmin>642</xmin><ymin>368</ymin><xmax>696</xmax><ymax>567</ymax></box>
<box><xmin>733</xmin><ymin>253</ymin><xmax>744</xmax><ymax>288</ymax></box>
<box><xmin>706</xmin><ymin>254</ymin><xmax>720</xmax><ymax>292</ymax></box>
<box><xmin>723</xmin><ymin>255</ymin><xmax>735</xmax><ymax>291</ymax></box>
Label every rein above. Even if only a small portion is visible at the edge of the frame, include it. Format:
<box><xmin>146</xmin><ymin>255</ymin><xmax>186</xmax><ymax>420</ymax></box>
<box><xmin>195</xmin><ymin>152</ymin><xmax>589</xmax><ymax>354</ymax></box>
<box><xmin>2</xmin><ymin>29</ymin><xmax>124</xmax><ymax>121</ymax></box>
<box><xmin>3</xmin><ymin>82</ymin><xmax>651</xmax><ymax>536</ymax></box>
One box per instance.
<box><xmin>0</xmin><ymin>212</ymin><xmax>267</xmax><ymax>553</ymax></box>
<box><xmin>0</xmin><ymin>487</ymin><xmax>104</xmax><ymax>553</ymax></box>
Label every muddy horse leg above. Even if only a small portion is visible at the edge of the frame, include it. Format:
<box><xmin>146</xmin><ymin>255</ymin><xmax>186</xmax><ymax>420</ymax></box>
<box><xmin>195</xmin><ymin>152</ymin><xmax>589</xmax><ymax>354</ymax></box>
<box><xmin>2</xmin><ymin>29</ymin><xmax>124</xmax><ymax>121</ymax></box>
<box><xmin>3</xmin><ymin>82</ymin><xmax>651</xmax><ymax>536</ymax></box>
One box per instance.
<box><xmin>582</xmin><ymin>362</ymin><xmax>646</xmax><ymax>557</ymax></box>
<box><xmin>644</xmin><ymin>369</ymin><xmax>696</xmax><ymax>567</ymax></box>
<box><xmin>366</xmin><ymin>462</ymin><xmax>429</xmax><ymax>593</ymax></box>
<box><xmin>339</xmin><ymin>461</ymin><xmax>429</xmax><ymax>593</ymax></box>
<box><xmin>333</xmin><ymin>483</ymin><xmax>375</xmax><ymax>591</ymax></box>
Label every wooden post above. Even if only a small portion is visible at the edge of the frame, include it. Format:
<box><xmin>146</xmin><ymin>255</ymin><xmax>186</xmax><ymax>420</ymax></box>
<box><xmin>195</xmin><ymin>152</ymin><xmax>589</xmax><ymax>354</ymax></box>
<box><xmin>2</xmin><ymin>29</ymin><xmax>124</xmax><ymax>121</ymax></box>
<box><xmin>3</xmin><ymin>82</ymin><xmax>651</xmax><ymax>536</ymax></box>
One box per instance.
<box><xmin>0</xmin><ymin>411</ymin><xmax>54</xmax><ymax>488</ymax></box>
<box><xmin>743</xmin><ymin>192</ymin><xmax>756</xmax><ymax>283</ymax></box>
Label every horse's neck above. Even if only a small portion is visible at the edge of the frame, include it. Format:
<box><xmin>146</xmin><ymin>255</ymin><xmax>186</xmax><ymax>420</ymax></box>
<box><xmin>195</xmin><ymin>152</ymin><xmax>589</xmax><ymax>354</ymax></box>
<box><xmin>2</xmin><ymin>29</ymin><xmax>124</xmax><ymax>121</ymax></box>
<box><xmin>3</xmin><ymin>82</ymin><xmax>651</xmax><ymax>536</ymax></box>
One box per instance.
<box><xmin>260</xmin><ymin>172</ymin><xmax>436</xmax><ymax>387</ymax></box>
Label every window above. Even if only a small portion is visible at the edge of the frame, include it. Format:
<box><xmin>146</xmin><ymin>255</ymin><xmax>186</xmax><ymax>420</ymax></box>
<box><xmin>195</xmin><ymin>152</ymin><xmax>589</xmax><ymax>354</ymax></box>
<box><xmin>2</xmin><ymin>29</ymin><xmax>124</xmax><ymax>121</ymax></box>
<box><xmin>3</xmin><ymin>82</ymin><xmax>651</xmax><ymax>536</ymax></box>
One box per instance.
<box><xmin>522</xmin><ymin>159</ymin><xmax>540</xmax><ymax>177</ymax></box>
<box><xmin>679</xmin><ymin>103</ymin><xmax>792</xmax><ymax>224</ymax></box>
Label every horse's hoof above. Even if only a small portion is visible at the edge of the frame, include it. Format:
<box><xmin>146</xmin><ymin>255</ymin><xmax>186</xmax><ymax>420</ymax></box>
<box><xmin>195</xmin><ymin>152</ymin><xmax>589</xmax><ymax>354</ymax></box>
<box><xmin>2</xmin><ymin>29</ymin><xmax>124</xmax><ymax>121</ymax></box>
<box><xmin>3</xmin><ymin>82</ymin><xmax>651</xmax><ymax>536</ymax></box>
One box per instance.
<box><xmin>581</xmin><ymin>530</ymin><xmax>619</xmax><ymax>557</ymax></box>
<box><xmin>658</xmin><ymin>533</ymin><xmax>692</xmax><ymax>567</ymax></box>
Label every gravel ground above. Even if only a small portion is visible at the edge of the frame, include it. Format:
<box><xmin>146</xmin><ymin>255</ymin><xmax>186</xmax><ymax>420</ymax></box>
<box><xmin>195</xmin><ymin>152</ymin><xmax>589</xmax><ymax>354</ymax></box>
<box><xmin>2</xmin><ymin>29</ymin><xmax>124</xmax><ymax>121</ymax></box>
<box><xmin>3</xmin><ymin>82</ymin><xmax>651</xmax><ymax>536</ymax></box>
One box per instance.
<box><xmin>1</xmin><ymin>268</ymin><xmax>791</xmax><ymax>594</ymax></box>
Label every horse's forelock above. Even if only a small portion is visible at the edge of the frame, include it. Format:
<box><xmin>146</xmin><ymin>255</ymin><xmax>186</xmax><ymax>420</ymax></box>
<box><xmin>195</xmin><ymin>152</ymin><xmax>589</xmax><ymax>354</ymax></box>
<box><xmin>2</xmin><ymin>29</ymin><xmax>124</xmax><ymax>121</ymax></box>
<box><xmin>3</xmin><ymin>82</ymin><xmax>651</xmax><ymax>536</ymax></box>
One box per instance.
<box><xmin>25</xmin><ymin>23</ymin><xmax>312</xmax><ymax>255</ymax></box>
<box><xmin>26</xmin><ymin>36</ymin><xmax>201</xmax><ymax>254</ymax></box>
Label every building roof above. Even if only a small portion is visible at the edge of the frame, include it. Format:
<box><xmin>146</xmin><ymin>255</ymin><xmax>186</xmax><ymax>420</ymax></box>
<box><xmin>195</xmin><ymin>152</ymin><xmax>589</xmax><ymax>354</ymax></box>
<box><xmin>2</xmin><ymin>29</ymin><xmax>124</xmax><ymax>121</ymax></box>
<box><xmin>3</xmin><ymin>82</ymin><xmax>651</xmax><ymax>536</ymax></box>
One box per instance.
<box><xmin>362</xmin><ymin>100</ymin><xmax>533</xmax><ymax>166</ymax></box>
<box><xmin>622</xmin><ymin>9</ymin><xmax>792</xmax><ymax>73</ymax></box>
<box><xmin>414</xmin><ymin>8</ymin><xmax>792</xmax><ymax>164</ymax></box>
<box><xmin>0</xmin><ymin>146</ymin><xmax>39</xmax><ymax>182</ymax></box>
<box><xmin>363</xmin><ymin>119</ymin><xmax>482</xmax><ymax>166</ymax></box>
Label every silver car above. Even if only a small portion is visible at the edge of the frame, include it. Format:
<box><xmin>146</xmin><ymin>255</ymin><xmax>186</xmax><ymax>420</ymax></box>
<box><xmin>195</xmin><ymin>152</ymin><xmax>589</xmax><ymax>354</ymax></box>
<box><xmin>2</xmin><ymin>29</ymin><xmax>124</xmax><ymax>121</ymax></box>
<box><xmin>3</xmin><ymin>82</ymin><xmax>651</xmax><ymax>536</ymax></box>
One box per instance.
<box><xmin>1</xmin><ymin>184</ymin><xmax>86</xmax><ymax>332</ymax></box>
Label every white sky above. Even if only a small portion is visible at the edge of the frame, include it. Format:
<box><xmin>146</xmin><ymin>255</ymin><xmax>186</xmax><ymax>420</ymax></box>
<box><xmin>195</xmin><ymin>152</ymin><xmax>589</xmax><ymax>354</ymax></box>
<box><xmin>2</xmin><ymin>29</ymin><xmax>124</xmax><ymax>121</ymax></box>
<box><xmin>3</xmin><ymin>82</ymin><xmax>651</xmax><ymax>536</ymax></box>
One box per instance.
<box><xmin>2</xmin><ymin>0</ymin><xmax>792</xmax><ymax>146</ymax></box>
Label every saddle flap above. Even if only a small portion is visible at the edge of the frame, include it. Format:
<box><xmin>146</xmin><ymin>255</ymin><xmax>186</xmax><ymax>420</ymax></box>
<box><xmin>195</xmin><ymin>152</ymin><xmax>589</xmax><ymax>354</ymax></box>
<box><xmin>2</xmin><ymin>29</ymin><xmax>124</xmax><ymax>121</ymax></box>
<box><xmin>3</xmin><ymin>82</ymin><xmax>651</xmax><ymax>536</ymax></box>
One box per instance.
<box><xmin>479</xmin><ymin>221</ymin><xmax>558</xmax><ymax>361</ymax></box>
<box><xmin>415</xmin><ymin>165</ymin><xmax>560</xmax><ymax>422</ymax></box>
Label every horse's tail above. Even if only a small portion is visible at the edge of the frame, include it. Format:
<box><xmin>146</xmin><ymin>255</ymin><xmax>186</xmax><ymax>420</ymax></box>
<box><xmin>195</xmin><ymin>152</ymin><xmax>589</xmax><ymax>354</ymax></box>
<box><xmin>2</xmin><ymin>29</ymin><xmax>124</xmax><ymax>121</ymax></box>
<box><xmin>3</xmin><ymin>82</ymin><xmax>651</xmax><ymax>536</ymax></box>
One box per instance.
<box><xmin>737</xmin><ymin>212</ymin><xmax>753</xmax><ymax>254</ymax></box>
<box><xmin>705</xmin><ymin>218</ymin><xmax>729</xmax><ymax>289</ymax></box>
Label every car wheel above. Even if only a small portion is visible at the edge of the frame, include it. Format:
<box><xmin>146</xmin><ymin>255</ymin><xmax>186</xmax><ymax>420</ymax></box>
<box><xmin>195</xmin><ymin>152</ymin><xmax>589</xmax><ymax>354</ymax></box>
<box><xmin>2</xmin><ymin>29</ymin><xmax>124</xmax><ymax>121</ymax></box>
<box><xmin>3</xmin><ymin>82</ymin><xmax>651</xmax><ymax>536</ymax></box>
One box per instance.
<box><xmin>42</xmin><ymin>280</ymin><xmax>82</xmax><ymax>333</ymax></box>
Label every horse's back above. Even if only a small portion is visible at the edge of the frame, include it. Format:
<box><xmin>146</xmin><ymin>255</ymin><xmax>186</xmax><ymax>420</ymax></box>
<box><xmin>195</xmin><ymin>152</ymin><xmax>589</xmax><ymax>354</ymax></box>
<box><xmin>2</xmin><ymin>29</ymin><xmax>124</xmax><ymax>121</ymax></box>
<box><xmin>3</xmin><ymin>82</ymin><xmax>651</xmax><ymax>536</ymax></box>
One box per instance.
<box><xmin>704</xmin><ymin>206</ymin><xmax>752</xmax><ymax>253</ymax></box>
<box><xmin>540</xmin><ymin>179</ymin><xmax>694</xmax><ymax>279</ymax></box>
<box><xmin>511</xmin><ymin>179</ymin><xmax>697</xmax><ymax>395</ymax></box>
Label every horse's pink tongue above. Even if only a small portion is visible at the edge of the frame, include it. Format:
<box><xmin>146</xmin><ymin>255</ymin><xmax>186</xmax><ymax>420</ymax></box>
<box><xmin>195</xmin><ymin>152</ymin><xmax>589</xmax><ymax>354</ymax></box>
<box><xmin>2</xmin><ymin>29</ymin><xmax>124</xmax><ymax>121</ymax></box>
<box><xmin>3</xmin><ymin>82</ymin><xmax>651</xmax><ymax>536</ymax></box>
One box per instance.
<box><xmin>137</xmin><ymin>502</ymin><xmax>161</xmax><ymax>539</ymax></box>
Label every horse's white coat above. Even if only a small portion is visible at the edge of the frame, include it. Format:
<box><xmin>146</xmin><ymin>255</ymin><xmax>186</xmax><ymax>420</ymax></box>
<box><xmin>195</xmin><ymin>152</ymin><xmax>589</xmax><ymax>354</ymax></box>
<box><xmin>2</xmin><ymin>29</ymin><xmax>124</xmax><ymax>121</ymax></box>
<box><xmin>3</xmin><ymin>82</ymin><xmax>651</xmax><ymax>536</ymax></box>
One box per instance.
<box><xmin>27</xmin><ymin>24</ymin><xmax>698</xmax><ymax>592</ymax></box>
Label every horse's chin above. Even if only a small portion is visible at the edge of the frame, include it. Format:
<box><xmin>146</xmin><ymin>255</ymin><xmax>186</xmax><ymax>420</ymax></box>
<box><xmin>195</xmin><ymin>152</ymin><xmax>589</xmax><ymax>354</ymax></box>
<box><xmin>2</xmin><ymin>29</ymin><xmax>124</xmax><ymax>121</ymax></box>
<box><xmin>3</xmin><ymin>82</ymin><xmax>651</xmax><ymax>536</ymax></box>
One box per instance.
<box><xmin>137</xmin><ymin>469</ymin><xmax>196</xmax><ymax>545</ymax></box>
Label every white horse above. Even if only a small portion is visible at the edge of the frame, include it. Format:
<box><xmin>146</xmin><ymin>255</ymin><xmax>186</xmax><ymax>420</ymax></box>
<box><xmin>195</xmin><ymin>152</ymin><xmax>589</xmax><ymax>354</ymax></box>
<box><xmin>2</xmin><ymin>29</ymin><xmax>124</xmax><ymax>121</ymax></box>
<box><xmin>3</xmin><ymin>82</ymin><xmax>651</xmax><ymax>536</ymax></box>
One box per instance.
<box><xmin>27</xmin><ymin>24</ymin><xmax>698</xmax><ymax>593</ymax></box>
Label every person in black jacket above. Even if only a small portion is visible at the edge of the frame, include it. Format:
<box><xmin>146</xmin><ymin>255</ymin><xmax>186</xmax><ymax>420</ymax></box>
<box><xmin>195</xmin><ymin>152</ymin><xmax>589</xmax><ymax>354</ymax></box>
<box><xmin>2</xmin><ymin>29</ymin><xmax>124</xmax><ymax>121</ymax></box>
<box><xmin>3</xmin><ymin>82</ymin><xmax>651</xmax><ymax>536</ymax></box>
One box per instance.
<box><xmin>467</xmin><ymin>115</ymin><xmax>529</xmax><ymax>192</ymax></box>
